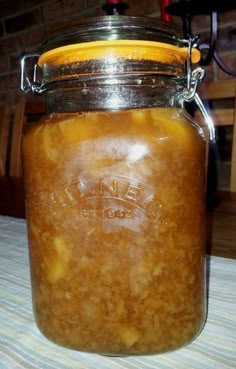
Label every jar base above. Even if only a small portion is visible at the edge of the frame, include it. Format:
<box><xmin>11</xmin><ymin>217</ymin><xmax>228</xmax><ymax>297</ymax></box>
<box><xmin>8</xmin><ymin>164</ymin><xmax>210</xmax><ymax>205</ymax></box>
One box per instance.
<box><xmin>35</xmin><ymin>316</ymin><xmax>207</xmax><ymax>356</ymax></box>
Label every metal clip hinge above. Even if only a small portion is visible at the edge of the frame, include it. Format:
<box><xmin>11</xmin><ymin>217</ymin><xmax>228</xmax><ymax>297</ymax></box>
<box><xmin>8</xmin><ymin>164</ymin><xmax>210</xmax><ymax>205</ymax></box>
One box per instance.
<box><xmin>181</xmin><ymin>67</ymin><xmax>215</xmax><ymax>143</ymax></box>
<box><xmin>181</xmin><ymin>36</ymin><xmax>216</xmax><ymax>143</ymax></box>
<box><xmin>20</xmin><ymin>54</ymin><xmax>44</xmax><ymax>95</ymax></box>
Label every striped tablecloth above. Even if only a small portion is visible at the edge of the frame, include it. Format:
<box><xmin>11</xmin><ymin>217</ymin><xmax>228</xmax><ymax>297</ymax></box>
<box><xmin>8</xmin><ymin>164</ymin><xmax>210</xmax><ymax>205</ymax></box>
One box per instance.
<box><xmin>0</xmin><ymin>215</ymin><xmax>235</xmax><ymax>369</ymax></box>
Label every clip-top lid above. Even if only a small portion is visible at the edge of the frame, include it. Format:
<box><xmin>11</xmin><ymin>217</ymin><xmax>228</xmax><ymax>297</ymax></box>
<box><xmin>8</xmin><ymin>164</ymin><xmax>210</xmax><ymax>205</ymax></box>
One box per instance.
<box><xmin>38</xmin><ymin>16</ymin><xmax>200</xmax><ymax>66</ymax></box>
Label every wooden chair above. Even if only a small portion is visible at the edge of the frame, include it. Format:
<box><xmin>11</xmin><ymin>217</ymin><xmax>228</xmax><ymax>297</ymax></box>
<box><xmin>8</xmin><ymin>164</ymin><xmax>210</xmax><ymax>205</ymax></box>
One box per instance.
<box><xmin>0</xmin><ymin>105</ymin><xmax>11</xmax><ymax>177</ymax></box>
<box><xmin>0</xmin><ymin>99</ymin><xmax>44</xmax><ymax>218</ymax></box>
<box><xmin>196</xmin><ymin>79</ymin><xmax>236</xmax><ymax>192</ymax></box>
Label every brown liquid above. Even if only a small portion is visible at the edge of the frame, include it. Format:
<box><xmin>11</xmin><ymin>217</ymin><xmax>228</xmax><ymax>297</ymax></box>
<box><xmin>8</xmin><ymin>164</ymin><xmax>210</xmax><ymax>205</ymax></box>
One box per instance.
<box><xmin>23</xmin><ymin>107</ymin><xmax>206</xmax><ymax>355</ymax></box>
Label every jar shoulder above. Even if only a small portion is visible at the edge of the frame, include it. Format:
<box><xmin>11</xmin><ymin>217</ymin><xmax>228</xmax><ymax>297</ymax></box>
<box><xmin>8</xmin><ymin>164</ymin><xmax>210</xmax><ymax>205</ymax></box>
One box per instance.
<box><xmin>24</xmin><ymin>107</ymin><xmax>205</xmax><ymax>143</ymax></box>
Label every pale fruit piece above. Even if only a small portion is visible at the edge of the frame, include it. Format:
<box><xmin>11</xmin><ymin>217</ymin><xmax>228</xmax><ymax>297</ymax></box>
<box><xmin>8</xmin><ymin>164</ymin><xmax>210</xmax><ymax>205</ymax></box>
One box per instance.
<box><xmin>59</xmin><ymin>118</ymin><xmax>84</xmax><ymax>144</ymax></box>
<box><xmin>132</xmin><ymin>110</ymin><xmax>147</xmax><ymax>124</ymax></box>
<box><xmin>53</xmin><ymin>236</ymin><xmax>70</xmax><ymax>262</ymax></box>
<box><xmin>47</xmin><ymin>257</ymin><xmax>66</xmax><ymax>283</ymax></box>
<box><xmin>119</xmin><ymin>325</ymin><xmax>140</xmax><ymax>348</ymax></box>
<box><xmin>46</xmin><ymin>237</ymin><xmax>70</xmax><ymax>283</ymax></box>
<box><xmin>42</xmin><ymin>125</ymin><xmax>61</xmax><ymax>162</ymax></box>
<box><xmin>150</xmin><ymin>108</ymin><xmax>193</xmax><ymax>144</ymax></box>
<box><xmin>59</xmin><ymin>115</ymin><xmax>99</xmax><ymax>144</ymax></box>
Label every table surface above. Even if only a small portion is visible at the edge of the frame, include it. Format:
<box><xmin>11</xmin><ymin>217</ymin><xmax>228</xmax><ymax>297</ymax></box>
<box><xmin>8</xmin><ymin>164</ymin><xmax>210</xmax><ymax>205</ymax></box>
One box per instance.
<box><xmin>0</xmin><ymin>216</ymin><xmax>235</xmax><ymax>369</ymax></box>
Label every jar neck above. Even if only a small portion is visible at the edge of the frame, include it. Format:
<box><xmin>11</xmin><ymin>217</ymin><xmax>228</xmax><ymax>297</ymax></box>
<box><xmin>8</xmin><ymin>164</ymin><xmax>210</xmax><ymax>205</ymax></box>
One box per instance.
<box><xmin>45</xmin><ymin>75</ymin><xmax>185</xmax><ymax>113</ymax></box>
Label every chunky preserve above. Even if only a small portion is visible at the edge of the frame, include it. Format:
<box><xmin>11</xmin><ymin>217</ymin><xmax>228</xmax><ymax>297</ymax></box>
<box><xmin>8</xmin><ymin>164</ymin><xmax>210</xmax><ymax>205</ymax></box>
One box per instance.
<box><xmin>23</xmin><ymin>107</ymin><xmax>206</xmax><ymax>354</ymax></box>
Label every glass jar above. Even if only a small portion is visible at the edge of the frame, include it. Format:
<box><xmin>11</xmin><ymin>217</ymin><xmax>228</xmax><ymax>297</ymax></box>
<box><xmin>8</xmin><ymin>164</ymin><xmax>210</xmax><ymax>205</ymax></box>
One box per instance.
<box><xmin>22</xmin><ymin>16</ymin><xmax>207</xmax><ymax>355</ymax></box>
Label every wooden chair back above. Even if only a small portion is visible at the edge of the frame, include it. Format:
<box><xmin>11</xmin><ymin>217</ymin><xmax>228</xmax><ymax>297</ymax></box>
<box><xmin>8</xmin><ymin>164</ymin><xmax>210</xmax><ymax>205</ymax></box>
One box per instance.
<box><xmin>0</xmin><ymin>99</ymin><xmax>44</xmax><ymax>218</ymax></box>
<box><xmin>196</xmin><ymin>79</ymin><xmax>236</xmax><ymax>192</ymax></box>
<box><xmin>0</xmin><ymin>105</ymin><xmax>11</xmax><ymax>176</ymax></box>
<box><xmin>9</xmin><ymin>101</ymin><xmax>26</xmax><ymax>177</ymax></box>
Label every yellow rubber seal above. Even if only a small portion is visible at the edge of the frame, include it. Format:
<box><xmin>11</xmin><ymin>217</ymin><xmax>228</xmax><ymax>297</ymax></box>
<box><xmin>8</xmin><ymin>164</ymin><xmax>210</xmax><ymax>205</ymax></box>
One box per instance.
<box><xmin>38</xmin><ymin>40</ymin><xmax>200</xmax><ymax>66</ymax></box>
